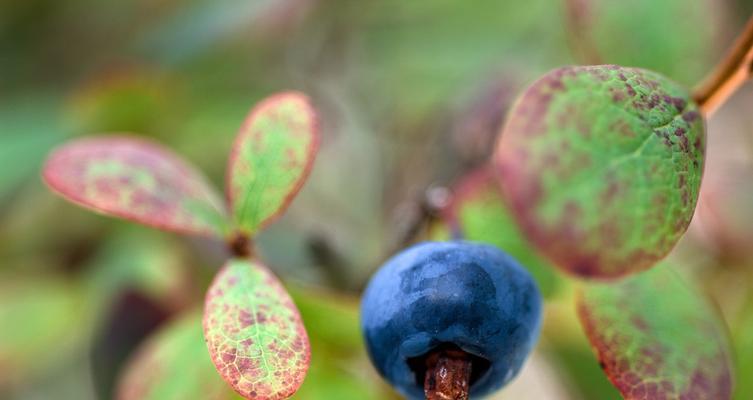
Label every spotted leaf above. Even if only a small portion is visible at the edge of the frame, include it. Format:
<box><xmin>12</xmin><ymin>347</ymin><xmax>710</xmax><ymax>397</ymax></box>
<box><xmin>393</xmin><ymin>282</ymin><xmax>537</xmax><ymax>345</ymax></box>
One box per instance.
<box><xmin>43</xmin><ymin>136</ymin><xmax>227</xmax><ymax>237</ymax></box>
<box><xmin>443</xmin><ymin>167</ymin><xmax>560</xmax><ymax>296</ymax></box>
<box><xmin>577</xmin><ymin>264</ymin><xmax>733</xmax><ymax>399</ymax></box>
<box><xmin>117</xmin><ymin>311</ymin><xmax>242</xmax><ymax>400</ymax></box>
<box><xmin>204</xmin><ymin>259</ymin><xmax>310</xmax><ymax>399</ymax></box>
<box><xmin>227</xmin><ymin>92</ymin><xmax>319</xmax><ymax>235</ymax></box>
<box><xmin>493</xmin><ymin>65</ymin><xmax>705</xmax><ymax>279</ymax></box>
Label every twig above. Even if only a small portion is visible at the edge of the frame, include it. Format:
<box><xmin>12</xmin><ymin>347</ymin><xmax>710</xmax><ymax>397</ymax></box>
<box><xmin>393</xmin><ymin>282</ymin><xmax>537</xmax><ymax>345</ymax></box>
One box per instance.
<box><xmin>694</xmin><ymin>14</ymin><xmax>753</xmax><ymax>116</ymax></box>
<box><xmin>228</xmin><ymin>232</ymin><xmax>253</xmax><ymax>258</ymax></box>
<box><xmin>391</xmin><ymin>186</ymin><xmax>452</xmax><ymax>253</ymax></box>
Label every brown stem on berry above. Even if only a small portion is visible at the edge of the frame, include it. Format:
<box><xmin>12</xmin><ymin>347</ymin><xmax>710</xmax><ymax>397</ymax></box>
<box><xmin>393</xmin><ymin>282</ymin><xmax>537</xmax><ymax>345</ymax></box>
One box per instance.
<box><xmin>694</xmin><ymin>14</ymin><xmax>753</xmax><ymax>117</ymax></box>
<box><xmin>424</xmin><ymin>348</ymin><xmax>472</xmax><ymax>400</ymax></box>
<box><xmin>228</xmin><ymin>232</ymin><xmax>253</xmax><ymax>258</ymax></box>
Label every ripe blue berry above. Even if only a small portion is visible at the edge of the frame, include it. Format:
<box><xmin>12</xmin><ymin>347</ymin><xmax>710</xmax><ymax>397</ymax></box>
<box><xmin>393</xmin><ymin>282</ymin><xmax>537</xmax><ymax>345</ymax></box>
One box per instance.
<box><xmin>360</xmin><ymin>241</ymin><xmax>542</xmax><ymax>399</ymax></box>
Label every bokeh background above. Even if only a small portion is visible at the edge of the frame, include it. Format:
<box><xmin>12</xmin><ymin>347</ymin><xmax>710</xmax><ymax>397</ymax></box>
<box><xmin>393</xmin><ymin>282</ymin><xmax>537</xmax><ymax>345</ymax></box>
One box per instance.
<box><xmin>2</xmin><ymin>0</ymin><xmax>753</xmax><ymax>399</ymax></box>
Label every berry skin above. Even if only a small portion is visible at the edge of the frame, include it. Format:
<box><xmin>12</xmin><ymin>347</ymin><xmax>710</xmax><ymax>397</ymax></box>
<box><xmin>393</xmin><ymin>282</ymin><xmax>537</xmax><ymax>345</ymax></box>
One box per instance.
<box><xmin>360</xmin><ymin>241</ymin><xmax>542</xmax><ymax>399</ymax></box>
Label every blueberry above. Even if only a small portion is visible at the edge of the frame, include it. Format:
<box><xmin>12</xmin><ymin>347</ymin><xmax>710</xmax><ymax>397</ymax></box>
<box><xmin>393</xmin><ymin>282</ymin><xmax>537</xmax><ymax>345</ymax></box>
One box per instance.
<box><xmin>360</xmin><ymin>241</ymin><xmax>542</xmax><ymax>399</ymax></box>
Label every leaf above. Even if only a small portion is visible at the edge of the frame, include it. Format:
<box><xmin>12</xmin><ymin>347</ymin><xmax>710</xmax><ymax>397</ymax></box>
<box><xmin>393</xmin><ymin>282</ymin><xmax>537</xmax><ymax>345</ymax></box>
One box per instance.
<box><xmin>443</xmin><ymin>167</ymin><xmax>560</xmax><ymax>296</ymax></box>
<box><xmin>116</xmin><ymin>311</ymin><xmax>242</xmax><ymax>400</ymax></box>
<box><xmin>68</xmin><ymin>69</ymin><xmax>171</xmax><ymax>134</ymax></box>
<box><xmin>449</xmin><ymin>78</ymin><xmax>519</xmax><ymax>165</ymax></box>
<box><xmin>43</xmin><ymin>136</ymin><xmax>228</xmax><ymax>237</ymax></box>
<box><xmin>288</xmin><ymin>286</ymin><xmax>392</xmax><ymax>400</ymax></box>
<box><xmin>83</xmin><ymin>227</ymin><xmax>190</xmax><ymax>314</ymax></box>
<box><xmin>565</xmin><ymin>0</ymin><xmax>722</xmax><ymax>86</ymax></box>
<box><xmin>0</xmin><ymin>277</ymin><xmax>86</xmax><ymax>387</ymax></box>
<box><xmin>493</xmin><ymin>65</ymin><xmax>705</xmax><ymax>279</ymax></box>
<box><xmin>227</xmin><ymin>92</ymin><xmax>319</xmax><ymax>235</ymax></box>
<box><xmin>732</xmin><ymin>302</ymin><xmax>753</xmax><ymax>400</ymax></box>
<box><xmin>139</xmin><ymin>0</ymin><xmax>311</xmax><ymax>63</ymax></box>
<box><xmin>294</xmin><ymin>358</ymin><xmax>386</xmax><ymax>400</ymax></box>
<box><xmin>577</xmin><ymin>264</ymin><xmax>733</xmax><ymax>400</ymax></box>
<box><xmin>288</xmin><ymin>285</ymin><xmax>363</xmax><ymax>353</ymax></box>
<box><xmin>0</xmin><ymin>94</ymin><xmax>66</xmax><ymax>200</ymax></box>
<box><xmin>546</xmin><ymin>342</ymin><xmax>623</xmax><ymax>400</ymax></box>
<box><xmin>357</xmin><ymin>0</ymin><xmax>572</xmax><ymax>117</ymax></box>
<box><xmin>203</xmin><ymin>259</ymin><xmax>310</xmax><ymax>399</ymax></box>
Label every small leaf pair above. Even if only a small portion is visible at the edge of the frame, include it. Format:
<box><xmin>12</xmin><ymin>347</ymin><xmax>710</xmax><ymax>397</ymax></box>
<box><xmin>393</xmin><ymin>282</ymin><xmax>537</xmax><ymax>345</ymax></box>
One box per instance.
<box><xmin>43</xmin><ymin>92</ymin><xmax>319</xmax><ymax>399</ymax></box>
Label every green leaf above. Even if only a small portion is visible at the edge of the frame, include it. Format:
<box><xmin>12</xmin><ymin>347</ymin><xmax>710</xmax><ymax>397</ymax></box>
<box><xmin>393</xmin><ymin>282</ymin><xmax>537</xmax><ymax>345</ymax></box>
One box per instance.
<box><xmin>732</xmin><ymin>300</ymin><xmax>753</xmax><ymax>400</ymax></box>
<box><xmin>565</xmin><ymin>0</ymin><xmax>721</xmax><ymax>86</ymax></box>
<box><xmin>83</xmin><ymin>226</ymin><xmax>190</xmax><ymax>311</ymax></box>
<box><xmin>67</xmin><ymin>70</ymin><xmax>171</xmax><ymax>134</ymax></box>
<box><xmin>203</xmin><ymin>259</ymin><xmax>310</xmax><ymax>399</ymax></box>
<box><xmin>0</xmin><ymin>94</ymin><xmax>66</xmax><ymax>200</ymax></box>
<box><xmin>732</xmin><ymin>301</ymin><xmax>753</xmax><ymax>400</ymax></box>
<box><xmin>288</xmin><ymin>286</ymin><xmax>392</xmax><ymax>400</ymax></box>
<box><xmin>0</xmin><ymin>277</ymin><xmax>85</xmax><ymax>387</ymax></box>
<box><xmin>442</xmin><ymin>167</ymin><xmax>560</xmax><ymax>296</ymax></box>
<box><xmin>43</xmin><ymin>136</ymin><xmax>228</xmax><ymax>237</ymax></box>
<box><xmin>288</xmin><ymin>285</ymin><xmax>363</xmax><ymax>354</ymax></box>
<box><xmin>357</xmin><ymin>0</ymin><xmax>572</xmax><ymax>117</ymax></box>
<box><xmin>227</xmin><ymin>92</ymin><xmax>319</xmax><ymax>235</ymax></box>
<box><xmin>494</xmin><ymin>65</ymin><xmax>705</xmax><ymax>279</ymax></box>
<box><xmin>577</xmin><ymin>264</ymin><xmax>733</xmax><ymax>399</ymax></box>
<box><xmin>116</xmin><ymin>311</ymin><xmax>242</xmax><ymax>400</ymax></box>
<box><xmin>139</xmin><ymin>0</ymin><xmax>295</xmax><ymax>63</ymax></box>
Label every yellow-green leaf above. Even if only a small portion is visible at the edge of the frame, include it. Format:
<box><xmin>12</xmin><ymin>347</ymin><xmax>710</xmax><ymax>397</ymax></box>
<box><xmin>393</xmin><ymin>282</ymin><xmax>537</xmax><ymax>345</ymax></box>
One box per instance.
<box><xmin>116</xmin><ymin>311</ymin><xmax>241</xmax><ymax>400</ymax></box>
<box><xmin>0</xmin><ymin>277</ymin><xmax>85</xmax><ymax>387</ymax></box>
<box><xmin>227</xmin><ymin>92</ymin><xmax>319</xmax><ymax>235</ymax></box>
<box><xmin>204</xmin><ymin>259</ymin><xmax>310</xmax><ymax>399</ymax></box>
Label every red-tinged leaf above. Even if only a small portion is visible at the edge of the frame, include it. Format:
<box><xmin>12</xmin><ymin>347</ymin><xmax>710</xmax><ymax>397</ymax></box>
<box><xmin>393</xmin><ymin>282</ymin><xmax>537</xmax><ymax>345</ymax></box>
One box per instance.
<box><xmin>43</xmin><ymin>136</ymin><xmax>227</xmax><ymax>236</ymax></box>
<box><xmin>577</xmin><ymin>265</ymin><xmax>733</xmax><ymax>400</ymax></box>
<box><xmin>493</xmin><ymin>66</ymin><xmax>704</xmax><ymax>279</ymax></box>
<box><xmin>204</xmin><ymin>259</ymin><xmax>310</xmax><ymax>400</ymax></box>
<box><xmin>227</xmin><ymin>92</ymin><xmax>319</xmax><ymax>235</ymax></box>
<box><xmin>117</xmin><ymin>311</ymin><xmax>242</xmax><ymax>400</ymax></box>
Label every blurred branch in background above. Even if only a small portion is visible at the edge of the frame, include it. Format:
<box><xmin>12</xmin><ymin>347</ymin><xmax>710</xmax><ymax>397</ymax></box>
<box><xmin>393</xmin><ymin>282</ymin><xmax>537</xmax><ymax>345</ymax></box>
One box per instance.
<box><xmin>694</xmin><ymin>14</ymin><xmax>753</xmax><ymax>116</ymax></box>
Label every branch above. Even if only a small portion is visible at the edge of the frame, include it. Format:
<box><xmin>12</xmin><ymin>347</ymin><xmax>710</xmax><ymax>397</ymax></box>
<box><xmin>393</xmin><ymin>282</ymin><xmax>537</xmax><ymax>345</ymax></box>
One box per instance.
<box><xmin>391</xmin><ymin>186</ymin><xmax>451</xmax><ymax>253</ymax></box>
<box><xmin>693</xmin><ymin>14</ymin><xmax>753</xmax><ymax>116</ymax></box>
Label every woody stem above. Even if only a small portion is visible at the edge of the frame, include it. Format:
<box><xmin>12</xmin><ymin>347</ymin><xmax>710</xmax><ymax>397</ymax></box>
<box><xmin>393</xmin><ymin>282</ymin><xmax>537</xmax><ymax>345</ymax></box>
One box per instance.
<box><xmin>693</xmin><ymin>14</ymin><xmax>753</xmax><ymax>117</ymax></box>
<box><xmin>424</xmin><ymin>348</ymin><xmax>472</xmax><ymax>400</ymax></box>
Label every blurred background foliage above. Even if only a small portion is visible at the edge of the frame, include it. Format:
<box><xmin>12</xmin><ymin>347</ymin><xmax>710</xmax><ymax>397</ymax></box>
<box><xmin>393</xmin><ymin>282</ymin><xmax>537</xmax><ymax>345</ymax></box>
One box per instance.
<box><xmin>2</xmin><ymin>0</ymin><xmax>753</xmax><ymax>399</ymax></box>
